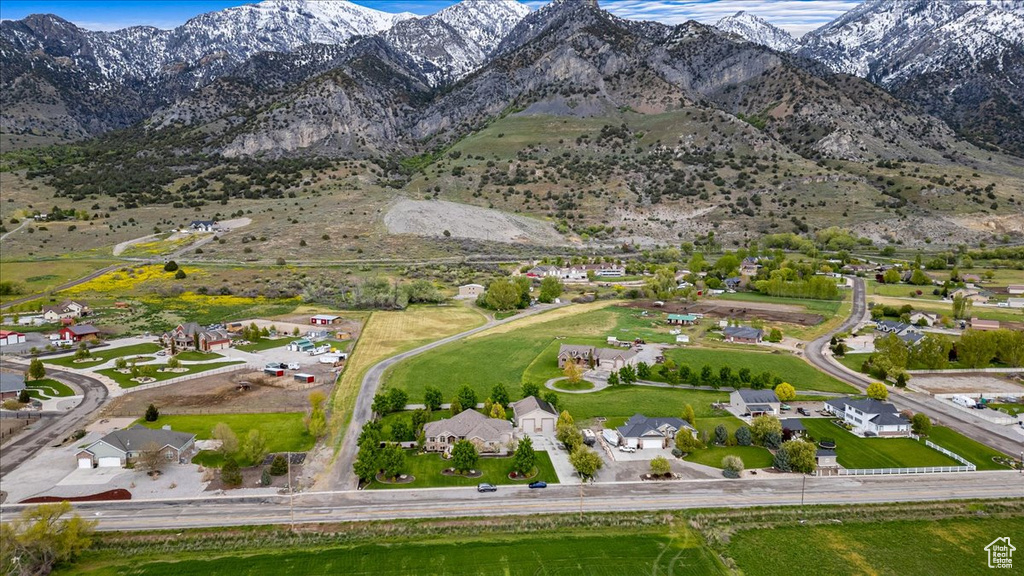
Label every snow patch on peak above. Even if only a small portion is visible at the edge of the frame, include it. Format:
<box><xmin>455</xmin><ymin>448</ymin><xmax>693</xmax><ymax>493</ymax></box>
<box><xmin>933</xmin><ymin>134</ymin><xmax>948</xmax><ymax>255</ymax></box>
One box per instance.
<box><xmin>715</xmin><ymin>10</ymin><xmax>797</xmax><ymax>52</ymax></box>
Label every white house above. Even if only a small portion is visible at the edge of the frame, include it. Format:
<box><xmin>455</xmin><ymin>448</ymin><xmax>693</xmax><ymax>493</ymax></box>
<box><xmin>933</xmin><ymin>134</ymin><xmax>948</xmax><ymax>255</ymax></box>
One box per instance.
<box><xmin>730</xmin><ymin>389</ymin><xmax>781</xmax><ymax>417</ymax></box>
<box><xmin>824</xmin><ymin>398</ymin><xmax>911</xmax><ymax>437</ymax></box>
<box><xmin>908</xmin><ymin>311</ymin><xmax>939</xmax><ymax>327</ymax></box>
<box><xmin>511</xmin><ymin>396</ymin><xmax>558</xmax><ymax>434</ymax></box>
<box><xmin>616</xmin><ymin>414</ymin><xmax>694</xmax><ymax>450</ymax></box>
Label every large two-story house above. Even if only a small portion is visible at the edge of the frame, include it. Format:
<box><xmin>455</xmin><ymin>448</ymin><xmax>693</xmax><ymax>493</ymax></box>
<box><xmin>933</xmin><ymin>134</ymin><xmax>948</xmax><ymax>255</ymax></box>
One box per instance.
<box><xmin>423</xmin><ymin>410</ymin><xmax>513</xmax><ymax>455</ymax></box>
<box><xmin>161</xmin><ymin>322</ymin><xmax>232</xmax><ymax>352</ymax></box>
<box><xmin>824</xmin><ymin>397</ymin><xmax>911</xmax><ymax>437</ymax></box>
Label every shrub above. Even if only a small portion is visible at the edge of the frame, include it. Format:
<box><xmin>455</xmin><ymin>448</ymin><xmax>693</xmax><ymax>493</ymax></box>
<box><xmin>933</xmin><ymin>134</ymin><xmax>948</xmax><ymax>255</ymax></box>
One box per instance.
<box><xmin>163</xmin><ymin>261</ymin><xmax>178</xmax><ymax>272</ymax></box>
<box><xmin>221</xmin><ymin>458</ymin><xmax>243</xmax><ymax>487</ymax></box>
<box><xmin>18</xmin><ymin>389</ymin><xmax>30</xmax><ymax>403</ymax></box>
<box><xmin>261</xmin><ymin>467</ymin><xmax>272</xmax><ymax>486</ymax></box>
<box><xmin>722</xmin><ymin>455</ymin><xmax>744</xmax><ymax>478</ymax></box>
<box><xmin>144</xmin><ymin>404</ymin><xmax>159</xmax><ymax>422</ymax></box>
<box><xmin>269</xmin><ymin>455</ymin><xmax>288</xmax><ymax>476</ymax></box>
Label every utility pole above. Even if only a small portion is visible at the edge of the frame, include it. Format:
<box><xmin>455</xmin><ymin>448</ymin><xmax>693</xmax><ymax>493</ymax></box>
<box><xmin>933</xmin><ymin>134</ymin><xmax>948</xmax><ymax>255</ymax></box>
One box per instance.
<box><xmin>288</xmin><ymin>451</ymin><xmax>295</xmax><ymax>531</ymax></box>
<box><xmin>579</xmin><ymin>477</ymin><xmax>584</xmax><ymax>521</ymax></box>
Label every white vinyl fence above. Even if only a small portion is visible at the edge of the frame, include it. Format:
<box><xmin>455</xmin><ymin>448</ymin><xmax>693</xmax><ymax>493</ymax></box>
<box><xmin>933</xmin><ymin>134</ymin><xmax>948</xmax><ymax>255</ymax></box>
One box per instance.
<box><xmin>816</xmin><ymin>439</ymin><xmax>976</xmax><ymax>476</ymax></box>
<box><xmin>125</xmin><ymin>363</ymin><xmax>257</xmax><ymax>393</ymax></box>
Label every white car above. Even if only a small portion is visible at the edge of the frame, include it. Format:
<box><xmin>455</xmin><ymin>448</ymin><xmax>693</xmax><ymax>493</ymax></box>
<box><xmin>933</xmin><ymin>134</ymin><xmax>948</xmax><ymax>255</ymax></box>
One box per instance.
<box><xmin>618</xmin><ymin>446</ymin><xmax>636</xmax><ymax>453</ymax></box>
<box><xmin>285</xmin><ymin>362</ymin><xmax>300</xmax><ymax>370</ymax></box>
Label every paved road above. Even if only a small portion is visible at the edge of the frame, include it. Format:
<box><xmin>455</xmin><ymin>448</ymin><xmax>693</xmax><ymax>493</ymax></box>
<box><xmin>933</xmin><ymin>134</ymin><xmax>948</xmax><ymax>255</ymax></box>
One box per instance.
<box><xmin>807</xmin><ymin>277</ymin><xmax>1023</xmax><ymax>458</ymax></box>
<box><xmin>0</xmin><ymin>366</ymin><xmax>109</xmax><ymax>480</ymax></box>
<box><xmin>324</xmin><ymin>303</ymin><xmax>566</xmax><ymax>491</ymax></box>
<box><xmin>11</xmin><ymin>471</ymin><xmax>1023</xmax><ymax>531</ymax></box>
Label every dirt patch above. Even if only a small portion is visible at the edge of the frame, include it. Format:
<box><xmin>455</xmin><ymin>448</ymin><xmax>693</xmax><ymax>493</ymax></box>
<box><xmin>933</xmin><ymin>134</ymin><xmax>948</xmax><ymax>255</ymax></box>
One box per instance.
<box><xmin>384</xmin><ymin>199</ymin><xmax>566</xmax><ymax>245</ymax></box>
<box><xmin>1</xmin><ymin>417</ymin><xmax>37</xmax><ymax>445</ymax></box>
<box><xmin>205</xmin><ymin>460</ymin><xmax>300</xmax><ymax>492</ymax></box>
<box><xmin>624</xmin><ymin>300</ymin><xmax>823</xmax><ymax>326</ymax></box>
<box><xmin>910</xmin><ymin>374</ymin><xmax>1024</xmax><ymax>395</ymax></box>
<box><xmin>21</xmin><ymin>488</ymin><xmax>131</xmax><ymax>503</ymax></box>
<box><xmin>101</xmin><ymin>371</ymin><xmax>333</xmax><ymax>417</ymax></box>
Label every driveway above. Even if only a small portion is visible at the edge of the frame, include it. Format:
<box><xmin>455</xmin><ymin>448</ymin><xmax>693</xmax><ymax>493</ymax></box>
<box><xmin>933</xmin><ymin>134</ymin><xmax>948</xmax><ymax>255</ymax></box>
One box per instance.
<box><xmin>527</xmin><ymin>433</ymin><xmax>576</xmax><ymax>484</ymax></box>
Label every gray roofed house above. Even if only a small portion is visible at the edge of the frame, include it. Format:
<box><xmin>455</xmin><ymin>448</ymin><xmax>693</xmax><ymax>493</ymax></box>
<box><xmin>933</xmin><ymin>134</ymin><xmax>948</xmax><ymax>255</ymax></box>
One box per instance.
<box><xmin>0</xmin><ymin>372</ymin><xmax>27</xmax><ymax>400</ymax></box>
<box><xmin>423</xmin><ymin>409</ymin><xmax>513</xmax><ymax>455</ymax></box>
<box><xmin>617</xmin><ymin>414</ymin><xmax>694</xmax><ymax>450</ymax></box>
<box><xmin>77</xmin><ymin>425</ymin><xmax>196</xmax><ymax>468</ymax></box>
<box><xmin>823</xmin><ymin>397</ymin><xmax>911</xmax><ymax>437</ymax></box>
<box><xmin>780</xmin><ymin>418</ymin><xmax>806</xmax><ymax>437</ymax></box>
<box><xmin>875</xmin><ymin>320</ymin><xmax>910</xmax><ymax>334</ymax></box>
<box><xmin>730</xmin><ymin>388</ymin><xmax>781</xmax><ymax>416</ymax></box>
<box><xmin>722</xmin><ymin>326</ymin><xmax>763</xmax><ymax>344</ymax></box>
<box><xmin>557</xmin><ymin>344</ymin><xmax>637</xmax><ymax>372</ymax></box>
<box><xmin>898</xmin><ymin>332</ymin><xmax>926</xmax><ymax>346</ymax></box>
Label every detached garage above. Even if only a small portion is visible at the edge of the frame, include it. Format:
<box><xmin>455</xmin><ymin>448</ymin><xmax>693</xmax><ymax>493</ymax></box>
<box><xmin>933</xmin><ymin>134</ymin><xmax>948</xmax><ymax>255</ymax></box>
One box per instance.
<box><xmin>511</xmin><ymin>396</ymin><xmax>559</xmax><ymax>434</ymax></box>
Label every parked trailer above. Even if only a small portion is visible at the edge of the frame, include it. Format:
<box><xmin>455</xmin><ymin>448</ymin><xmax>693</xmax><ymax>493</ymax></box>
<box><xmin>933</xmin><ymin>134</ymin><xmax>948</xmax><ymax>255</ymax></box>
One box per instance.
<box><xmin>293</xmin><ymin>373</ymin><xmax>315</xmax><ymax>384</ymax></box>
<box><xmin>308</xmin><ymin>344</ymin><xmax>331</xmax><ymax>356</ymax></box>
<box><xmin>952</xmin><ymin>395</ymin><xmax>978</xmax><ymax>409</ymax></box>
<box><xmin>582</xmin><ymin>429</ymin><xmax>596</xmax><ymax>446</ymax></box>
<box><xmin>264</xmin><ymin>368</ymin><xmax>284</xmax><ymax>377</ymax></box>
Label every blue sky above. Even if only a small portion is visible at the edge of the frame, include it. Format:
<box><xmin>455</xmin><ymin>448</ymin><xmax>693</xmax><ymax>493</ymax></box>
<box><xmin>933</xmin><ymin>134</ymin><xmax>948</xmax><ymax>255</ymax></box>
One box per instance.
<box><xmin>0</xmin><ymin>1</ymin><xmax>862</xmax><ymax>35</ymax></box>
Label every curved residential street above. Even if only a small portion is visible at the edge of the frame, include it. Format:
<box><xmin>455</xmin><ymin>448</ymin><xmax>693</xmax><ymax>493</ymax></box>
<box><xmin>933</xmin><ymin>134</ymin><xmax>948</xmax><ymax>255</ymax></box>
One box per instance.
<box><xmin>807</xmin><ymin>277</ymin><xmax>1023</xmax><ymax>457</ymax></box>
<box><xmin>0</xmin><ymin>366</ymin><xmax>109</xmax><ymax>480</ymax></box>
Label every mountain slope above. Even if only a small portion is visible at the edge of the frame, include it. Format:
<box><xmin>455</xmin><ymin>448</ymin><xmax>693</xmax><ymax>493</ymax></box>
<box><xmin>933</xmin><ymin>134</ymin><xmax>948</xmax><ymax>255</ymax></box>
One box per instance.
<box><xmin>715</xmin><ymin>11</ymin><xmax>796</xmax><ymax>52</ymax></box>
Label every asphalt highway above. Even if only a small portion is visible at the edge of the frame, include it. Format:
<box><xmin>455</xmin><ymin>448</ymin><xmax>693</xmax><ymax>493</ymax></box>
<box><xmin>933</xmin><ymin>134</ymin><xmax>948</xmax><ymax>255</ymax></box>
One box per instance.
<box><xmin>17</xmin><ymin>471</ymin><xmax>1023</xmax><ymax>531</ymax></box>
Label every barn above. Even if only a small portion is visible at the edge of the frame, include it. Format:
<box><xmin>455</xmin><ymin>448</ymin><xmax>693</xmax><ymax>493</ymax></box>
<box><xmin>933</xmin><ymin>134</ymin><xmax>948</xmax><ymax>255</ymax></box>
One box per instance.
<box><xmin>58</xmin><ymin>324</ymin><xmax>101</xmax><ymax>343</ymax></box>
<box><xmin>310</xmin><ymin>314</ymin><xmax>340</xmax><ymax>325</ymax></box>
<box><xmin>0</xmin><ymin>330</ymin><xmax>26</xmax><ymax>346</ymax></box>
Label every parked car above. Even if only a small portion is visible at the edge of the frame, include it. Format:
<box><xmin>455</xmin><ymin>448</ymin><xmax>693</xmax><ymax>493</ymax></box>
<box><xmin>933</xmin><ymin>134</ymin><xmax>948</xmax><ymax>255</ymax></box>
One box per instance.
<box><xmin>528</xmin><ymin>481</ymin><xmax>547</xmax><ymax>489</ymax></box>
<box><xmin>618</xmin><ymin>446</ymin><xmax>636</xmax><ymax>453</ymax></box>
<box><xmin>781</xmin><ymin>404</ymin><xmax>792</xmax><ymax>411</ymax></box>
<box><xmin>477</xmin><ymin>483</ymin><xmax>497</xmax><ymax>493</ymax></box>
<box><xmin>798</xmin><ymin>407</ymin><xmax>811</xmax><ymax>416</ymax></box>
<box><xmin>285</xmin><ymin>362</ymin><xmax>300</xmax><ymax>370</ymax></box>
<box><xmin>156</xmin><ymin>351</ymin><xmax>167</xmax><ymax>356</ymax></box>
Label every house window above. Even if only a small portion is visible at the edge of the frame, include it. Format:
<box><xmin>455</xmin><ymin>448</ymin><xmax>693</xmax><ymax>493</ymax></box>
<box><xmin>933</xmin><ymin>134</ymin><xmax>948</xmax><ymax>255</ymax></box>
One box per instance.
<box><xmin>165</xmin><ymin>451</ymin><xmax>175</xmax><ymax>461</ymax></box>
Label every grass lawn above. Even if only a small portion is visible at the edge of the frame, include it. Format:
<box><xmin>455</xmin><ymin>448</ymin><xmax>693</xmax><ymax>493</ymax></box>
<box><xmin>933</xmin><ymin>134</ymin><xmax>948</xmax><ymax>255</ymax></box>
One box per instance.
<box><xmin>69</xmin><ymin>523</ymin><xmax>726</xmax><ymax>576</ymax></box>
<box><xmin>330</xmin><ymin>305</ymin><xmax>487</xmax><ymax>446</ymax></box>
<box><xmin>366</xmin><ymin>450</ymin><xmax>560</xmax><ymax>490</ymax></box>
<box><xmin>727</xmin><ymin>516</ymin><xmax>1024</xmax><ymax>576</ymax></box>
<box><xmin>25</xmin><ymin>378</ymin><xmax>76</xmax><ymax>398</ymax></box>
<box><xmin>138</xmin><ymin>413</ymin><xmax>314</xmax><ymax>467</ymax></box>
<box><xmin>684</xmin><ymin>446</ymin><xmax>773</xmax><ymax>469</ymax></box>
<box><xmin>0</xmin><ymin>258</ymin><xmax>118</xmax><ymax>303</ymax></box>
<box><xmin>174</xmin><ymin>351</ymin><xmax>224</xmax><ymax>361</ymax></box>
<box><xmin>98</xmin><ymin>361</ymin><xmax>244</xmax><ymax>388</ymax></box>
<box><xmin>44</xmin><ymin>342</ymin><xmax>163</xmax><ymax>368</ymax></box>
<box><xmin>924</xmin><ymin>426</ymin><xmax>1012</xmax><ymax>470</ymax></box>
<box><xmin>692</xmin><ymin>416</ymin><xmax>747</xmax><ymax>441</ymax></box>
<box><xmin>562</xmin><ymin>388</ymin><xmax>729</xmax><ymax>421</ymax></box>
<box><xmin>235</xmin><ymin>337</ymin><xmax>291</xmax><ymax>352</ymax></box>
<box><xmin>552</xmin><ymin>379</ymin><xmax>596</xmax><ymax>391</ymax></box>
<box><xmin>987</xmin><ymin>403</ymin><xmax>1024</xmax><ymax>416</ymax></box>
<box><xmin>800</xmin><ymin>418</ymin><xmax>959</xmax><ymax>469</ymax></box>
<box><xmin>663</xmin><ymin>348</ymin><xmax>855</xmax><ymax>393</ymax></box>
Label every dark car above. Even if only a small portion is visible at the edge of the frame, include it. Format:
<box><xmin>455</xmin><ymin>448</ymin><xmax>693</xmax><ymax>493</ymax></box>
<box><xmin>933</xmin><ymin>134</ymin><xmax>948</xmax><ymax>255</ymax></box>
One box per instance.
<box><xmin>798</xmin><ymin>407</ymin><xmax>811</xmax><ymax>416</ymax></box>
<box><xmin>528</xmin><ymin>481</ymin><xmax>547</xmax><ymax>489</ymax></box>
<box><xmin>477</xmin><ymin>483</ymin><xmax>497</xmax><ymax>492</ymax></box>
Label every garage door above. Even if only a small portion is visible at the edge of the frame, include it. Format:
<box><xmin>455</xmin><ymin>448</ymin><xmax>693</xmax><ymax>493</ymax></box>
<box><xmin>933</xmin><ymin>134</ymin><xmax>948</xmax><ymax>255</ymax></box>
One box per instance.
<box><xmin>97</xmin><ymin>457</ymin><xmax>121</xmax><ymax>468</ymax></box>
<box><xmin>78</xmin><ymin>458</ymin><xmax>92</xmax><ymax>469</ymax></box>
<box><xmin>522</xmin><ymin>419</ymin><xmax>536</xmax><ymax>432</ymax></box>
<box><xmin>641</xmin><ymin>438</ymin><xmax>662</xmax><ymax>450</ymax></box>
<box><xmin>540</xmin><ymin>418</ymin><xmax>554</xmax><ymax>433</ymax></box>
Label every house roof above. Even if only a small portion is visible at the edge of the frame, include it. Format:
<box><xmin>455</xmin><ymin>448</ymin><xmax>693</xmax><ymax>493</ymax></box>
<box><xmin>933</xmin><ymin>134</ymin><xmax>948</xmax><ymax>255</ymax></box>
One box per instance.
<box><xmin>735</xmin><ymin>388</ymin><xmax>779</xmax><ymax>404</ymax></box>
<box><xmin>310</xmin><ymin>314</ymin><xmax>340</xmax><ymax>321</ymax></box>
<box><xmin>780</xmin><ymin>418</ymin><xmax>805</xmax><ymax>431</ymax></box>
<box><xmin>89</xmin><ymin>425</ymin><xmax>195</xmax><ymax>454</ymax></box>
<box><xmin>617</xmin><ymin>414</ymin><xmax>691</xmax><ymax>439</ymax></box>
<box><xmin>0</xmin><ymin>372</ymin><xmax>26</xmax><ymax>394</ymax></box>
<box><xmin>667</xmin><ymin>314</ymin><xmax>697</xmax><ymax>321</ymax></box>
<box><xmin>423</xmin><ymin>409</ymin><xmax>512</xmax><ymax>443</ymax></box>
<box><xmin>876</xmin><ymin>320</ymin><xmax>909</xmax><ymax>332</ymax></box>
<box><xmin>558</xmin><ymin>344</ymin><xmax>637</xmax><ymax>362</ymax></box>
<box><xmin>0</xmin><ymin>330</ymin><xmax>25</xmax><ymax>337</ymax></box>
<box><xmin>898</xmin><ymin>332</ymin><xmax>926</xmax><ymax>346</ymax></box>
<box><xmin>826</xmin><ymin>397</ymin><xmax>905</xmax><ymax>423</ymax></box>
<box><xmin>190</xmin><ymin>220</ymin><xmax>215</xmax><ymax>226</ymax></box>
<box><xmin>869</xmin><ymin>411</ymin><xmax>909</xmax><ymax>426</ymax></box>
<box><xmin>746</xmin><ymin>404</ymin><xmax>774</xmax><ymax>413</ymax></box>
<box><xmin>723</xmin><ymin>326</ymin><xmax>763</xmax><ymax>340</ymax></box>
<box><xmin>62</xmin><ymin>324</ymin><xmax>100</xmax><ymax>336</ymax></box>
<box><xmin>511</xmin><ymin>396</ymin><xmax>557</xmax><ymax>418</ymax></box>
<box><xmin>816</xmin><ymin>448</ymin><xmax>836</xmax><ymax>457</ymax></box>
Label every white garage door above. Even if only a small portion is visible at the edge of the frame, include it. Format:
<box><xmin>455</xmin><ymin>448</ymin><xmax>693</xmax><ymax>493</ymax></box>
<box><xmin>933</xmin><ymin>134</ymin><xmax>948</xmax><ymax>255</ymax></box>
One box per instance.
<box><xmin>522</xmin><ymin>419</ymin><xmax>536</xmax><ymax>432</ymax></box>
<box><xmin>641</xmin><ymin>438</ymin><xmax>662</xmax><ymax>450</ymax></box>
<box><xmin>78</xmin><ymin>458</ymin><xmax>92</xmax><ymax>469</ymax></box>
<box><xmin>541</xmin><ymin>418</ymin><xmax>555</xmax><ymax>433</ymax></box>
<box><xmin>97</xmin><ymin>457</ymin><xmax>121</xmax><ymax>468</ymax></box>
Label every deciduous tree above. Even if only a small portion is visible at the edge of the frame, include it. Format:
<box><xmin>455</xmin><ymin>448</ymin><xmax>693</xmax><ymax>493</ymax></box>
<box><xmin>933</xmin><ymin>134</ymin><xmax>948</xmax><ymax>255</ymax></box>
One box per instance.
<box><xmin>213</xmin><ymin>422</ymin><xmax>238</xmax><ymax>455</ymax></box>
<box><xmin>451</xmin><ymin>440</ymin><xmax>478</xmax><ymax>473</ymax></box>
<box><xmin>512</xmin><ymin>436</ymin><xmax>536</xmax><ymax>475</ymax></box>
<box><xmin>538</xmin><ymin>277</ymin><xmax>563</xmax><ymax>303</ymax></box>
<box><xmin>650</xmin><ymin>456</ymin><xmax>671</xmax><ymax>476</ymax></box>
<box><xmin>774</xmin><ymin>382</ymin><xmax>796</xmax><ymax>402</ymax></box>
<box><xmin>0</xmin><ymin>502</ymin><xmax>95</xmax><ymax>576</ymax></box>
<box><xmin>750</xmin><ymin>415</ymin><xmax>782</xmax><ymax>446</ymax></box>
<box><xmin>28</xmin><ymin>358</ymin><xmax>46</xmax><ymax>381</ymax></box>
<box><xmin>424</xmin><ymin>386</ymin><xmax>443</xmax><ymax>411</ymax></box>
<box><xmin>569</xmin><ymin>447</ymin><xmax>603</xmax><ymax>481</ymax></box>
<box><xmin>866</xmin><ymin>382</ymin><xmax>889</xmax><ymax>401</ymax></box>
<box><xmin>911</xmin><ymin>413</ymin><xmax>932</xmax><ymax>436</ymax></box>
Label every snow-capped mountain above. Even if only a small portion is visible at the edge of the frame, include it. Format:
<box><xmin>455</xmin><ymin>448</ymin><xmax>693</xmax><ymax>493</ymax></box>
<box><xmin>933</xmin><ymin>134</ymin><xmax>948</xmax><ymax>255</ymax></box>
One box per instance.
<box><xmin>713</xmin><ymin>0</ymin><xmax>1024</xmax><ymax>155</ymax></box>
<box><xmin>383</xmin><ymin>0</ymin><xmax>531</xmax><ymax>85</ymax></box>
<box><xmin>714</xmin><ymin>11</ymin><xmax>796</xmax><ymax>52</ymax></box>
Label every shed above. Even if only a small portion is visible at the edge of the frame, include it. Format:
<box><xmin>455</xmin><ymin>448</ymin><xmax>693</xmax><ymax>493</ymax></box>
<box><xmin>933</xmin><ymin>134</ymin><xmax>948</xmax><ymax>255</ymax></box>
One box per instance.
<box><xmin>310</xmin><ymin>314</ymin><xmax>340</xmax><ymax>325</ymax></box>
<box><xmin>666</xmin><ymin>314</ymin><xmax>697</xmax><ymax>326</ymax></box>
<box><xmin>816</xmin><ymin>448</ymin><xmax>838</xmax><ymax>468</ymax></box>
<box><xmin>0</xmin><ymin>330</ymin><xmax>27</xmax><ymax>346</ymax></box>
<box><xmin>293</xmin><ymin>373</ymin><xmax>315</xmax><ymax>384</ymax></box>
<box><xmin>264</xmin><ymin>368</ymin><xmax>284</xmax><ymax>377</ymax></box>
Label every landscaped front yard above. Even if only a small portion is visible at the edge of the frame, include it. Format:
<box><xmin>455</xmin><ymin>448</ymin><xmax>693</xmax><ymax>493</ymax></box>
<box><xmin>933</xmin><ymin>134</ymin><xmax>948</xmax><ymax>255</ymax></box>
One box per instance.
<box><xmin>138</xmin><ymin>413</ymin><xmax>315</xmax><ymax>467</ymax></box>
<box><xmin>923</xmin><ymin>426</ymin><xmax>1012</xmax><ymax>470</ymax></box>
<box><xmin>24</xmin><ymin>378</ymin><xmax>76</xmax><ymax>399</ymax></box>
<box><xmin>98</xmin><ymin>360</ymin><xmax>245</xmax><ymax>388</ymax></box>
<box><xmin>800</xmin><ymin>418</ymin><xmax>959</xmax><ymax>469</ymax></box>
<box><xmin>44</xmin><ymin>342</ymin><xmax>163</xmax><ymax>368</ymax></box>
<box><xmin>365</xmin><ymin>451</ymin><xmax>559</xmax><ymax>490</ymax></box>
<box><xmin>563</xmin><ymin>388</ymin><xmax>729</xmax><ymax>421</ymax></box>
<box><xmin>684</xmin><ymin>446</ymin><xmax>773</xmax><ymax>469</ymax></box>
